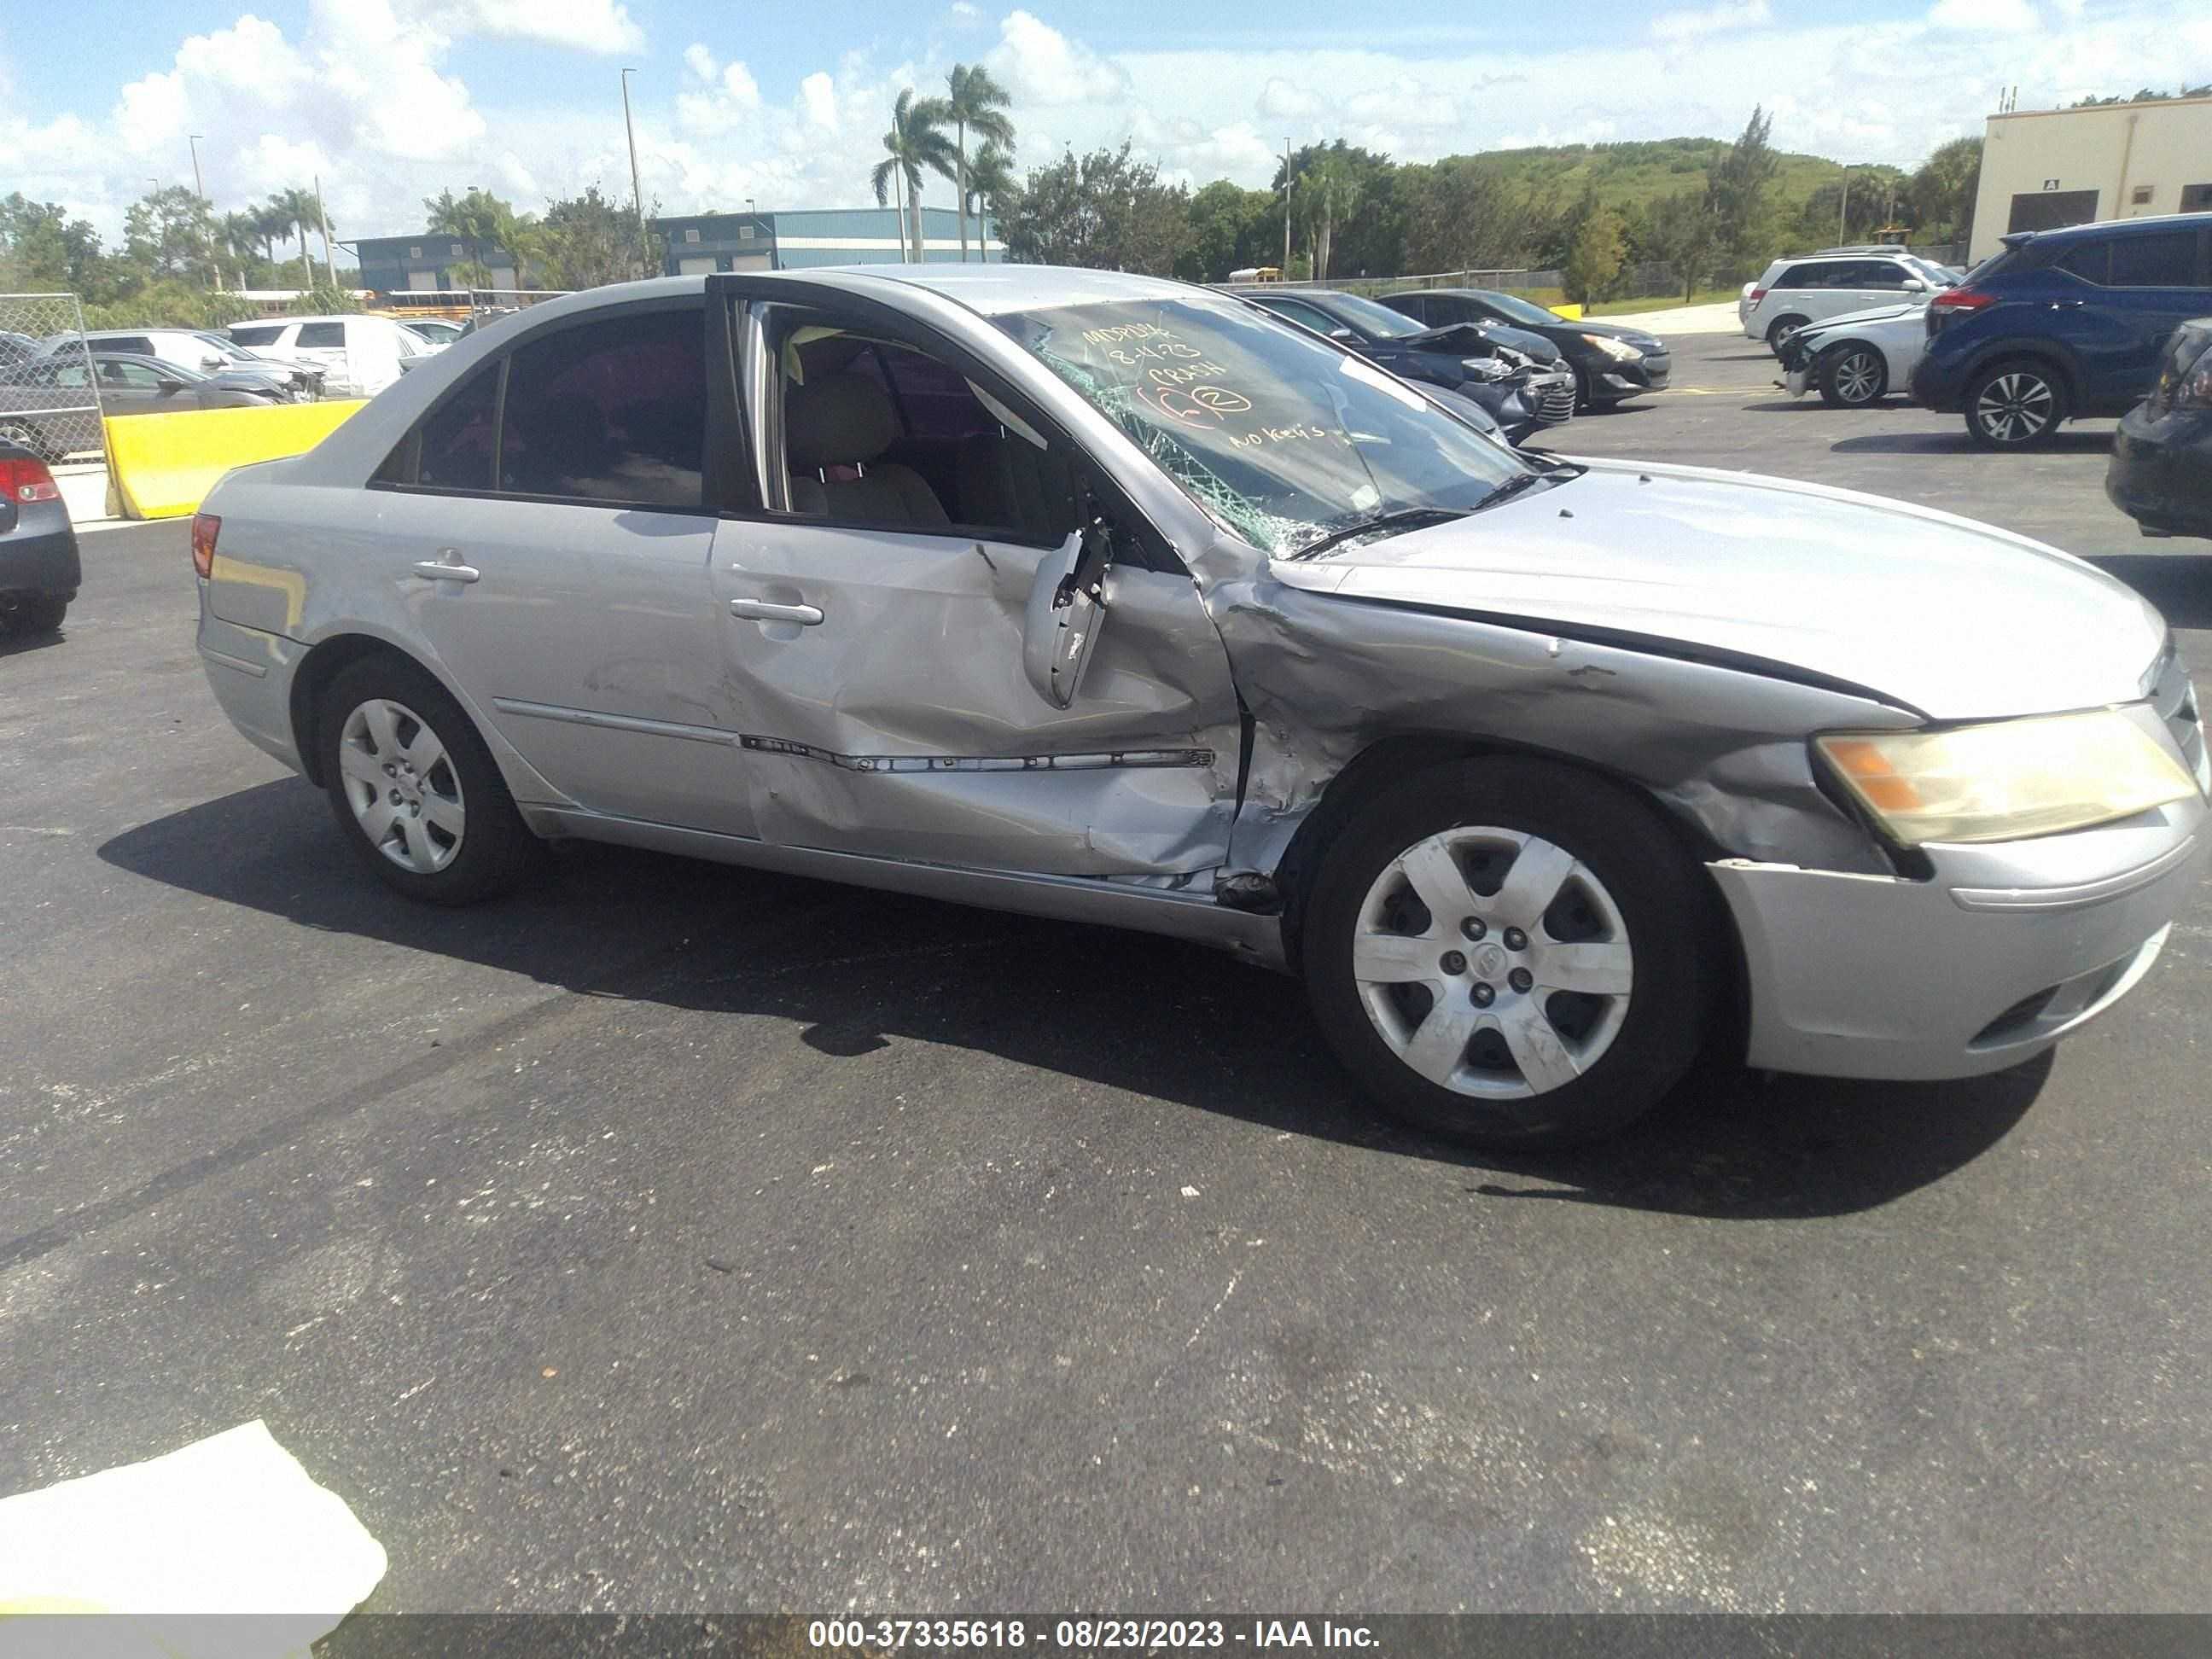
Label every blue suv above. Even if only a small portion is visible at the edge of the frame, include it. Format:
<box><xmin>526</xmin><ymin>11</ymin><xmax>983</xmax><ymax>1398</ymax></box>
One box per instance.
<box><xmin>1910</xmin><ymin>214</ymin><xmax>2212</xmax><ymax>447</ymax></box>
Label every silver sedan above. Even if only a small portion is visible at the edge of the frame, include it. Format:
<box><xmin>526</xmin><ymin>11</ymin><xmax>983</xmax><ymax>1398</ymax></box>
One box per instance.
<box><xmin>195</xmin><ymin>266</ymin><xmax>2209</xmax><ymax>1146</ymax></box>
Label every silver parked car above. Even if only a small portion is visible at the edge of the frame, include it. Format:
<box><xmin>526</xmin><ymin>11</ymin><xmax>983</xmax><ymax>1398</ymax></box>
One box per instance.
<box><xmin>195</xmin><ymin>267</ymin><xmax>2210</xmax><ymax>1146</ymax></box>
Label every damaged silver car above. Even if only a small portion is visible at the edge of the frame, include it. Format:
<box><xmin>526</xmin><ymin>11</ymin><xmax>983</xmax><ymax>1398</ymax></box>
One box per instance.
<box><xmin>195</xmin><ymin>268</ymin><xmax>2211</xmax><ymax>1146</ymax></box>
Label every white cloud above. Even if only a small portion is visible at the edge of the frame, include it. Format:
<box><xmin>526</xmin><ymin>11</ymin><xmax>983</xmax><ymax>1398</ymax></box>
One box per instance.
<box><xmin>949</xmin><ymin>1</ymin><xmax>981</xmax><ymax>21</ymax></box>
<box><xmin>1926</xmin><ymin>0</ymin><xmax>2038</xmax><ymax>31</ymax></box>
<box><xmin>684</xmin><ymin>43</ymin><xmax>718</xmax><ymax>82</ymax></box>
<box><xmin>1651</xmin><ymin>0</ymin><xmax>1772</xmax><ymax>41</ymax></box>
<box><xmin>987</xmin><ymin>9</ymin><xmax>1130</xmax><ymax>106</ymax></box>
<box><xmin>800</xmin><ymin>70</ymin><xmax>841</xmax><ymax>133</ymax></box>
<box><xmin>1257</xmin><ymin>77</ymin><xmax>1328</xmax><ymax>119</ymax></box>
<box><xmin>722</xmin><ymin>62</ymin><xmax>762</xmax><ymax>107</ymax></box>
<box><xmin>418</xmin><ymin>0</ymin><xmax>644</xmax><ymax>55</ymax></box>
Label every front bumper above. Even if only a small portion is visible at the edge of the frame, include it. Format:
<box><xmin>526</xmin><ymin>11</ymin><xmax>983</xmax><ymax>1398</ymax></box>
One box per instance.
<box><xmin>2106</xmin><ymin>405</ymin><xmax>2212</xmax><ymax>539</ymax></box>
<box><xmin>1520</xmin><ymin>369</ymin><xmax>1577</xmax><ymax>427</ymax></box>
<box><xmin>1711</xmin><ymin>791</ymin><xmax>2209</xmax><ymax>1080</ymax></box>
<box><xmin>1593</xmin><ymin>352</ymin><xmax>1670</xmax><ymax>399</ymax></box>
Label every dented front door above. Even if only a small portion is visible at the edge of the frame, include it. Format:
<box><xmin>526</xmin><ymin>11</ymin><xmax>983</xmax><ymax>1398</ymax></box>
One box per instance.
<box><xmin>707</xmin><ymin>515</ymin><xmax>1243</xmax><ymax>876</ymax></box>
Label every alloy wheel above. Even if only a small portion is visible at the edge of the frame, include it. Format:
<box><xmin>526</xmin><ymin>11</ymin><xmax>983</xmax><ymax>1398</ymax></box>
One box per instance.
<box><xmin>337</xmin><ymin>697</ymin><xmax>466</xmax><ymax>874</ymax></box>
<box><xmin>1351</xmin><ymin>826</ymin><xmax>1633</xmax><ymax>1098</ymax></box>
<box><xmin>1973</xmin><ymin>371</ymin><xmax>2055</xmax><ymax>444</ymax></box>
<box><xmin>1831</xmin><ymin>350</ymin><xmax>1883</xmax><ymax>405</ymax></box>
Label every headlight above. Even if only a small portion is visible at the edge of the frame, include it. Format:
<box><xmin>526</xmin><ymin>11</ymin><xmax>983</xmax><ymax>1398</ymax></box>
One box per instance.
<box><xmin>1816</xmin><ymin>710</ymin><xmax>2197</xmax><ymax>846</ymax></box>
<box><xmin>1460</xmin><ymin>358</ymin><xmax>1511</xmax><ymax>382</ymax></box>
<box><xmin>1581</xmin><ymin>334</ymin><xmax>1643</xmax><ymax>363</ymax></box>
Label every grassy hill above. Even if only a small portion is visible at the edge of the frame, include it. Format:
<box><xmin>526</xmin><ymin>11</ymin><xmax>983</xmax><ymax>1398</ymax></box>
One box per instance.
<box><xmin>1458</xmin><ymin>137</ymin><xmax>1845</xmax><ymax>217</ymax></box>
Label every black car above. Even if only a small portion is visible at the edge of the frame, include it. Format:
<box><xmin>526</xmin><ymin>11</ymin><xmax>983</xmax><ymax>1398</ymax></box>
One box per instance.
<box><xmin>0</xmin><ymin>352</ymin><xmax>288</xmax><ymax>463</ymax></box>
<box><xmin>1228</xmin><ymin>286</ymin><xmax>1577</xmax><ymax>439</ymax></box>
<box><xmin>2106</xmin><ymin>316</ymin><xmax>2212</xmax><ymax>539</ymax></box>
<box><xmin>1381</xmin><ymin>288</ymin><xmax>1671</xmax><ymax>410</ymax></box>
<box><xmin>0</xmin><ymin>437</ymin><xmax>81</xmax><ymax>636</ymax></box>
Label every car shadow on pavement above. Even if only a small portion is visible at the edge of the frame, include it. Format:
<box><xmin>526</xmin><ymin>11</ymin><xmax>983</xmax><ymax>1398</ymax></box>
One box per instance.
<box><xmin>2087</xmin><ymin>551</ymin><xmax>2212</xmax><ymax>631</ymax></box>
<box><xmin>1829</xmin><ymin>430</ymin><xmax>2116</xmax><ymax>456</ymax></box>
<box><xmin>99</xmin><ymin>777</ymin><xmax>2045</xmax><ymax>1221</ymax></box>
<box><xmin>0</xmin><ymin>627</ymin><xmax>67</xmax><ymax>661</ymax></box>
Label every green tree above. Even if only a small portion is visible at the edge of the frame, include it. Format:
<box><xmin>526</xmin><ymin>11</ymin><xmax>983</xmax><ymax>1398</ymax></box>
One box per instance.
<box><xmin>1297</xmin><ymin>154</ymin><xmax>1363</xmax><ymax>282</ymax></box>
<box><xmin>1637</xmin><ymin>189</ymin><xmax>1716</xmax><ymax>303</ymax></box>
<box><xmin>872</xmin><ymin>89</ymin><xmax>957</xmax><ymax>261</ymax></box>
<box><xmin>1176</xmin><ymin>178</ymin><xmax>1275</xmax><ymax>282</ymax></box>
<box><xmin>539</xmin><ymin>185</ymin><xmax>658</xmax><ymax>287</ymax></box>
<box><xmin>939</xmin><ymin>62</ymin><xmax>1016</xmax><ymax>263</ymax></box>
<box><xmin>1906</xmin><ymin>137</ymin><xmax>1982</xmax><ymax>246</ymax></box>
<box><xmin>422</xmin><ymin>187</ymin><xmax>544</xmax><ymax>286</ymax></box>
<box><xmin>1703</xmin><ymin>105</ymin><xmax>1780</xmax><ymax>279</ymax></box>
<box><xmin>124</xmin><ymin>187</ymin><xmax>219</xmax><ymax>285</ymax></box>
<box><xmin>997</xmin><ymin>144</ymin><xmax>1192</xmax><ymax>275</ymax></box>
<box><xmin>965</xmin><ymin>141</ymin><xmax>1018</xmax><ymax>250</ymax></box>
<box><xmin>0</xmin><ymin>195</ymin><xmax>115</xmax><ymax>297</ymax></box>
<box><xmin>1563</xmin><ymin>204</ymin><xmax>1627</xmax><ymax>304</ymax></box>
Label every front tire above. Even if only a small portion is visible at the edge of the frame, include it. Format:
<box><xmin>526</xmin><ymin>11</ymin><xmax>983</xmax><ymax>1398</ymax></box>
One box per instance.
<box><xmin>1301</xmin><ymin>758</ymin><xmax>1713</xmax><ymax>1149</ymax></box>
<box><xmin>1965</xmin><ymin>359</ymin><xmax>2068</xmax><ymax>447</ymax></box>
<box><xmin>317</xmin><ymin>654</ymin><xmax>542</xmax><ymax>905</ymax></box>
<box><xmin>1766</xmin><ymin>315</ymin><xmax>1808</xmax><ymax>352</ymax></box>
<box><xmin>3</xmin><ymin>594</ymin><xmax>68</xmax><ymax>635</ymax></box>
<box><xmin>1817</xmin><ymin>344</ymin><xmax>1888</xmax><ymax>407</ymax></box>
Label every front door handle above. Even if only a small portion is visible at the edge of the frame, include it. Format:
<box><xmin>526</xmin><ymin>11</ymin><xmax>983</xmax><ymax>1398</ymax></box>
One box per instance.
<box><xmin>410</xmin><ymin>551</ymin><xmax>480</xmax><ymax>584</ymax></box>
<box><xmin>729</xmin><ymin>598</ymin><xmax>824</xmax><ymax>626</ymax></box>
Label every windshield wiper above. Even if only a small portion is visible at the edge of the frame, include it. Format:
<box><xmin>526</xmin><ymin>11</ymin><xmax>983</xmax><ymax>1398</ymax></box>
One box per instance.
<box><xmin>1290</xmin><ymin>506</ymin><xmax>1468</xmax><ymax>561</ymax></box>
<box><xmin>1471</xmin><ymin>470</ymin><xmax>1554</xmax><ymax>512</ymax></box>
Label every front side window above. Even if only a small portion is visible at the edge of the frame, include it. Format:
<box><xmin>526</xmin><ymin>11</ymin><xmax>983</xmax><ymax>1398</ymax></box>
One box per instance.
<box><xmin>499</xmin><ymin>307</ymin><xmax>705</xmax><ymax>505</ymax></box>
<box><xmin>1323</xmin><ymin>292</ymin><xmax>1424</xmax><ymax>338</ymax></box>
<box><xmin>998</xmin><ymin>294</ymin><xmax>1529</xmax><ymax>558</ymax></box>
<box><xmin>768</xmin><ymin>315</ymin><xmax>1080</xmax><ymax>540</ymax></box>
<box><xmin>296</xmin><ymin>323</ymin><xmax>344</xmax><ymax>349</ymax></box>
<box><xmin>2107</xmin><ymin>231</ymin><xmax>2199</xmax><ymax>288</ymax></box>
<box><xmin>230</xmin><ymin>325</ymin><xmax>283</xmax><ymax>347</ymax></box>
<box><xmin>1259</xmin><ymin>296</ymin><xmax>1343</xmax><ymax>334</ymax></box>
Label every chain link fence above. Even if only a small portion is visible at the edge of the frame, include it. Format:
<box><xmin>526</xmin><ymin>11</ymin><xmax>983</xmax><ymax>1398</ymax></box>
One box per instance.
<box><xmin>0</xmin><ymin>293</ymin><xmax>104</xmax><ymax>464</ymax></box>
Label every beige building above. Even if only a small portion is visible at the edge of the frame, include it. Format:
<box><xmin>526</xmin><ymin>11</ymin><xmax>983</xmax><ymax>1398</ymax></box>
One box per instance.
<box><xmin>1970</xmin><ymin>95</ymin><xmax>2212</xmax><ymax>262</ymax></box>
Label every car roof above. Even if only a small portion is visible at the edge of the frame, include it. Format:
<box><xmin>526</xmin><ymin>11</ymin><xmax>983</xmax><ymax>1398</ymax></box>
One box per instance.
<box><xmin>2012</xmin><ymin>212</ymin><xmax>2211</xmax><ymax>247</ymax></box>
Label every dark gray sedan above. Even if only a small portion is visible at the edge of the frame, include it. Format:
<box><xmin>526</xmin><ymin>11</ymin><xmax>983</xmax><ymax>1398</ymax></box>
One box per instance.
<box><xmin>0</xmin><ymin>437</ymin><xmax>80</xmax><ymax>635</ymax></box>
<box><xmin>0</xmin><ymin>352</ymin><xmax>287</xmax><ymax>462</ymax></box>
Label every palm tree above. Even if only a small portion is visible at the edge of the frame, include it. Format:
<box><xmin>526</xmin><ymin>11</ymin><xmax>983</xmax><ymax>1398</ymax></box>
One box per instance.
<box><xmin>870</xmin><ymin>89</ymin><xmax>956</xmax><ymax>262</ymax></box>
<box><xmin>1299</xmin><ymin>156</ymin><xmax>1362</xmax><ymax>282</ymax></box>
<box><xmin>222</xmin><ymin>212</ymin><xmax>261</xmax><ymax>290</ymax></box>
<box><xmin>939</xmin><ymin>63</ymin><xmax>1015</xmax><ymax>262</ymax></box>
<box><xmin>252</xmin><ymin>201</ymin><xmax>288</xmax><ymax>271</ymax></box>
<box><xmin>965</xmin><ymin>142</ymin><xmax>1016</xmax><ymax>254</ymax></box>
<box><xmin>261</xmin><ymin>191</ymin><xmax>311</xmax><ymax>289</ymax></box>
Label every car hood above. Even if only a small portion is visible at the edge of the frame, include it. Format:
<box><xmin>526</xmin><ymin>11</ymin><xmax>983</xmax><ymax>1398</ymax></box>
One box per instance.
<box><xmin>1559</xmin><ymin>318</ymin><xmax>1665</xmax><ymax>352</ymax></box>
<box><xmin>1400</xmin><ymin>321</ymin><xmax>1563</xmax><ymax>365</ymax></box>
<box><xmin>1267</xmin><ymin>459</ymin><xmax>2167</xmax><ymax>719</ymax></box>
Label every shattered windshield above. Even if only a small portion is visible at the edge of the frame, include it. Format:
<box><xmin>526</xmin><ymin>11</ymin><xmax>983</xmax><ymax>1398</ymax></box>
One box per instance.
<box><xmin>996</xmin><ymin>296</ymin><xmax>1530</xmax><ymax>558</ymax></box>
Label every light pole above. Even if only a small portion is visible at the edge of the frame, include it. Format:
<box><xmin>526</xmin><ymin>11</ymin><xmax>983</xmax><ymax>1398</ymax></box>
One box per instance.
<box><xmin>1281</xmin><ymin>137</ymin><xmax>1294</xmax><ymax>274</ymax></box>
<box><xmin>1838</xmin><ymin>162</ymin><xmax>1867</xmax><ymax>245</ymax></box>
<box><xmin>187</xmin><ymin>134</ymin><xmax>225</xmax><ymax>293</ymax></box>
<box><xmin>621</xmin><ymin>67</ymin><xmax>650</xmax><ymax>278</ymax></box>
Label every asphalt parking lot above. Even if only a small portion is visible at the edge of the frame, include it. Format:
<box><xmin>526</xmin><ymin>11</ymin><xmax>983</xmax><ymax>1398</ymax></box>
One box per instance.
<box><xmin>3</xmin><ymin>329</ymin><xmax>2207</xmax><ymax>1615</ymax></box>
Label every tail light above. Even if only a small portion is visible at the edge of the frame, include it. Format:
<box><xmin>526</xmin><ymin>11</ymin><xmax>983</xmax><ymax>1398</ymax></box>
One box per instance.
<box><xmin>1748</xmin><ymin>288</ymin><xmax>1767</xmax><ymax>305</ymax></box>
<box><xmin>191</xmin><ymin>512</ymin><xmax>220</xmax><ymax>579</ymax></box>
<box><xmin>0</xmin><ymin>455</ymin><xmax>60</xmax><ymax>504</ymax></box>
<box><xmin>1926</xmin><ymin>287</ymin><xmax>1996</xmax><ymax>335</ymax></box>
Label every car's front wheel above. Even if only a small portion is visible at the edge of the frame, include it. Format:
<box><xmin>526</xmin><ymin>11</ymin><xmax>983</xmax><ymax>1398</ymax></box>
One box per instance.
<box><xmin>1301</xmin><ymin>758</ymin><xmax>1713</xmax><ymax>1148</ymax></box>
<box><xmin>1766</xmin><ymin>315</ymin><xmax>1808</xmax><ymax>352</ymax></box>
<box><xmin>1965</xmin><ymin>359</ymin><xmax>2069</xmax><ymax>447</ymax></box>
<box><xmin>2</xmin><ymin>594</ymin><xmax>67</xmax><ymax>635</ymax></box>
<box><xmin>317</xmin><ymin>654</ymin><xmax>542</xmax><ymax>905</ymax></box>
<box><xmin>1817</xmin><ymin>344</ymin><xmax>1888</xmax><ymax>407</ymax></box>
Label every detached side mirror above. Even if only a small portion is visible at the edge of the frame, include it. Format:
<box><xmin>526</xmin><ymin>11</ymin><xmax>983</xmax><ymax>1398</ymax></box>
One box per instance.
<box><xmin>1904</xmin><ymin>277</ymin><xmax>1930</xmax><ymax>292</ymax></box>
<box><xmin>156</xmin><ymin>376</ymin><xmax>187</xmax><ymax>392</ymax></box>
<box><xmin>1327</xmin><ymin>325</ymin><xmax>1357</xmax><ymax>342</ymax></box>
<box><xmin>1023</xmin><ymin>521</ymin><xmax>1112</xmax><ymax>708</ymax></box>
<box><xmin>201</xmin><ymin>354</ymin><xmax>226</xmax><ymax>370</ymax></box>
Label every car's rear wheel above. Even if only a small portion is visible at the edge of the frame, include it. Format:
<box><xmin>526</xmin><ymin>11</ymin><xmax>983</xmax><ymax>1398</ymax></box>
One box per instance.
<box><xmin>3</xmin><ymin>595</ymin><xmax>67</xmax><ymax>635</ymax></box>
<box><xmin>1817</xmin><ymin>344</ymin><xmax>1888</xmax><ymax>407</ymax></box>
<box><xmin>1301</xmin><ymin>758</ymin><xmax>1712</xmax><ymax>1148</ymax></box>
<box><xmin>317</xmin><ymin>655</ymin><xmax>542</xmax><ymax>905</ymax></box>
<box><xmin>1766</xmin><ymin>315</ymin><xmax>1808</xmax><ymax>352</ymax></box>
<box><xmin>1965</xmin><ymin>360</ymin><xmax>2069</xmax><ymax>447</ymax></box>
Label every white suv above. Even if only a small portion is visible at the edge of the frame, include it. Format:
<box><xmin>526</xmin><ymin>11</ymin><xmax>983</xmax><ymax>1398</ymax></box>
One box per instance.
<box><xmin>227</xmin><ymin>314</ymin><xmax>428</xmax><ymax>399</ymax></box>
<box><xmin>1740</xmin><ymin>251</ymin><xmax>1953</xmax><ymax>352</ymax></box>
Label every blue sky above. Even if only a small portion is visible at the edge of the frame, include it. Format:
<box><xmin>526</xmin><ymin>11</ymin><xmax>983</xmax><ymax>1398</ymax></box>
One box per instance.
<box><xmin>5</xmin><ymin>0</ymin><xmax>2208</xmax><ymax>246</ymax></box>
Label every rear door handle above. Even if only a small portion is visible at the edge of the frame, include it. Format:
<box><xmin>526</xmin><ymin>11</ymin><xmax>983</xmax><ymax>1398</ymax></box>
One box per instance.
<box><xmin>729</xmin><ymin>598</ymin><xmax>824</xmax><ymax>626</ymax></box>
<box><xmin>410</xmin><ymin>552</ymin><xmax>480</xmax><ymax>584</ymax></box>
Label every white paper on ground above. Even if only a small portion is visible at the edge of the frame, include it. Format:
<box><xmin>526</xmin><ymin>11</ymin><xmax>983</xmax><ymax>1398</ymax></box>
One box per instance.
<box><xmin>0</xmin><ymin>1419</ymin><xmax>386</xmax><ymax>1659</ymax></box>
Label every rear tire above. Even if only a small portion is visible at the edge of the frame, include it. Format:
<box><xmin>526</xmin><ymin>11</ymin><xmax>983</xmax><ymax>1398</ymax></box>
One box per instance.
<box><xmin>1301</xmin><ymin>758</ymin><xmax>1713</xmax><ymax>1149</ymax></box>
<box><xmin>317</xmin><ymin>654</ymin><xmax>543</xmax><ymax>905</ymax></box>
<box><xmin>1817</xmin><ymin>344</ymin><xmax>1888</xmax><ymax>407</ymax></box>
<box><xmin>1964</xmin><ymin>359</ymin><xmax>2069</xmax><ymax>447</ymax></box>
<box><xmin>1766</xmin><ymin>315</ymin><xmax>1808</xmax><ymax>352</ymax></box>
<box><xmin>3</xmin><ymin>595</ymin><xmax>68</xmax><ymax>635</ymax></box>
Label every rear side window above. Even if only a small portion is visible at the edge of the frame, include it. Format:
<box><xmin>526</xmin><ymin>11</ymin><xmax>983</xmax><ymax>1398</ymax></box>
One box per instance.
<box><xmin>413</xmin><ymin>366</ymin><xmax>500</xmax><ymax>490</ymax></box>
<box><xmin>296</xmin><ymin>323</ymin><xmax>344</xmax><ymax>349</ymax></box>
<box><xmin>498</xmin><ymin>307</ymin><xmax>705</xmax><ymax>506</ymax></box>
<box><xmin>102</xmin><ymin>335</ymin><xmax>154</xmax><ymax>354</ymax></box>
<box><xmin>1391</xmin><ymin>294</ymin><xmax>1430</xmax><ymax>323</ymax></box>
<box><xmin>2055</xmin><ymin>242</ymin><xmax>2110</xmax><ymax>284</ymax></box>
<box><xmin>2106</xmin><ymin>231</ymin><xmax>2200</xmax><ymax>288</ymax></box>
<box><xmin>1772</xmin><ymin>265</ymin><xmax>1825</xmax><ymax>290</ymax></box>
<box><xmin>230</xmin><ymin>326</ymin><xmax>283</xmax><ymax>346</ymax></box>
